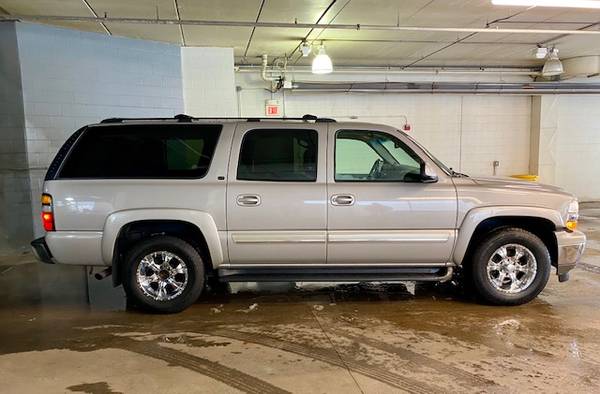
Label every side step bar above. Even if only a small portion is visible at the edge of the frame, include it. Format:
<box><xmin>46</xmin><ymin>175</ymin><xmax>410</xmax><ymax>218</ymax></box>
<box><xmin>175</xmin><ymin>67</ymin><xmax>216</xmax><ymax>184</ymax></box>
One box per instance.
<box><xmin>218</xmin><ymin>266</ymin><xmax>454</xmax><ymax>283</ymax></box>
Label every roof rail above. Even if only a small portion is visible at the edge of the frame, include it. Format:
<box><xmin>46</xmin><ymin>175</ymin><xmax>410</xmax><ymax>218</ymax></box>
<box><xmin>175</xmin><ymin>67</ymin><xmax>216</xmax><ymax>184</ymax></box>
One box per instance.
<box><xmin>100</xmin><ymin>113</ymin><xmax>336</xmax><ymax>124</ymax></box>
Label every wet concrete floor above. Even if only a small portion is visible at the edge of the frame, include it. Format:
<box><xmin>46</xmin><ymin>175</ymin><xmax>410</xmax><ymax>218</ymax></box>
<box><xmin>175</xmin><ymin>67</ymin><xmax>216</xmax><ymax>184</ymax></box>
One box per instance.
<box><xmin>2</xmin><ymin>204</ymin><xmax>600</xmax><ymax>393</ymax></box>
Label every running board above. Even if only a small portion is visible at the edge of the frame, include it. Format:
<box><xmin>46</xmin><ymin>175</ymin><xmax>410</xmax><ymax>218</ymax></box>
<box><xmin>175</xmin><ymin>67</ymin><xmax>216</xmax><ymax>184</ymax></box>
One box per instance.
<box><xmin>218</xmin><ymin>266</ymin><xmax>454</xmax><ymax>283</ymax></box>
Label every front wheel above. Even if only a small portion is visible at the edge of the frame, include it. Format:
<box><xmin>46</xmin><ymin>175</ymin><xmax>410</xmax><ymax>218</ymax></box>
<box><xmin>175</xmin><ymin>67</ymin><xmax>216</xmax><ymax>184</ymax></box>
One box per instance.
<box><xmin>470</xmin><ymin>228</ymin><xmax>551</xmax><ymax>306</ymax></box>
<box><xmin>123</xmin><ymin>236</ymin><xmax>205</xmax><ymax>313</ymax></box>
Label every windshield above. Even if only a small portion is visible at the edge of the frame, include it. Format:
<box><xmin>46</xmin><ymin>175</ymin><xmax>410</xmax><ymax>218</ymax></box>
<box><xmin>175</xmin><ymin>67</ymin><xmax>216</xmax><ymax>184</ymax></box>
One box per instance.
<box><xmin>397</xmin><ymin>130</ymin><xmax>454</xmax><ymax>175</ymax></box>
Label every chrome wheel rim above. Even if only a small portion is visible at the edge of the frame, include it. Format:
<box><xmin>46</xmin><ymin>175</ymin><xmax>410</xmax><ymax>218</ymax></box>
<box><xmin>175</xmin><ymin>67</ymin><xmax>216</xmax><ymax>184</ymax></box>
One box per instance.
<box><xmin>136</xmin><ymin>251</ymin><xmax>188</xmax><ymax>301</ymax></box>
<box><xmin>486</xmin><ymin>244</ymin><xmax>537</xmax><ymax>294</ymax></box>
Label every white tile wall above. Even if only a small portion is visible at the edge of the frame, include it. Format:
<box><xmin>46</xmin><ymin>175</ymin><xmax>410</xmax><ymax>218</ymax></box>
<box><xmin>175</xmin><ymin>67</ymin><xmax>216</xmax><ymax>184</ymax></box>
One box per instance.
<box><xmin>238</xmin><ymin>75</ymin><xmax>532</xmax><ymax>178</ymax></box>
<box><xmin>181</xmin><ymin>47</ymin><xmax>237</xmax><ymax>117</ymax></box>
<box><xmin>538</xmin><ymin>95</ymin><xmax>600</xmax><ymax>200</ymax></box>
<box><xmin>15</xmin><ymin>22</ymin><xmax>185</xmax><ymax>236</ymax></box>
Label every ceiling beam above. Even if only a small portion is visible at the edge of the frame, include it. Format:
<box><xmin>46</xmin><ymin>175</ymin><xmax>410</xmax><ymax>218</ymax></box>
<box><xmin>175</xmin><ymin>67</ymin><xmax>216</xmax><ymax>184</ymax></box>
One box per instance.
<box><xmin>173</xmin><ymin>0</ymin><xmax>185</xmax><ymax>46</ymax></box>
<box><xmin>80</xmin><ymin>0</ymin><xmax>111</xmax><ymax>35</ymax></box>
<box><xmin>6</xmin><ymin>14</ymin><xmax>600</xmax><ymax>36</ymax></box>
<box><xmin>242</xmin><ymin>0</ymin><xmax>266</xmax><ymax>61</ymax></box>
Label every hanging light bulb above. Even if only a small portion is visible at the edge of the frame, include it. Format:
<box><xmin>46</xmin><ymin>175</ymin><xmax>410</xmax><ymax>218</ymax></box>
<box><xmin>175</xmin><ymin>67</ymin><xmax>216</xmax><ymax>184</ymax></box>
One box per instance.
<box><xmin>312</xmin><ymin>45</ymin><xmax>333</xmax><ymax>74</ymax></box>
<box><xmin>542</xmin><ymin>48</ymin><xmax>564</xmax><ymax>77</ymax></box>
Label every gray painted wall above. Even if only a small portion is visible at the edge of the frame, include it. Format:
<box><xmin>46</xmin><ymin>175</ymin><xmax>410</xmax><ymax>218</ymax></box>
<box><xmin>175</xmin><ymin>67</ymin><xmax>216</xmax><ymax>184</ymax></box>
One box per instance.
<box><xmin>0</xmin><ymin>21</ymin><xmax>185</xmax><ymax>254</ymax></box>
<box><xmin>0</xmin><ymin>22</ymin><xmax>33</xmax><ymax>255</ymax></box>
<box><xmin>10</xmin><ymin>22</ymin><xmax>185</xmax><ymax>247</ymax></box>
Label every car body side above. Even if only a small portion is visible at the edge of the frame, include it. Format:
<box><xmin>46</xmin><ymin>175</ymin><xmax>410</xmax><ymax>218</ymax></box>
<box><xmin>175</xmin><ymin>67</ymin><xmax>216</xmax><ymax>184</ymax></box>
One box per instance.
<box><xmin>38</xmin><ymin>120</ymin><xmax>585</xmax><ymax>284</ymax></box>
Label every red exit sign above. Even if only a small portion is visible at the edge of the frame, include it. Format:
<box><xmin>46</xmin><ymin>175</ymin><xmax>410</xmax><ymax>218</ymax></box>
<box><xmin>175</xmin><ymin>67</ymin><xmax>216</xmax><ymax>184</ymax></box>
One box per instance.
<box><xmin>265</xmin><ymin>100</ymin><xmax>280</xmax><ymax>116</ymax></box>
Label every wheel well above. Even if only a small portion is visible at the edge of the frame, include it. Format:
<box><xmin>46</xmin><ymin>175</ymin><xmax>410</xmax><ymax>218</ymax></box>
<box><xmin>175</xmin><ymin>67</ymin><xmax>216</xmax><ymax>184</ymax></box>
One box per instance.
<box><xmin>462</xmin><ymin>216</ymin><xmax>558</xmax><ymax>268</ymax></box>
<box><xmin>112</xmin><ymin>220</ymin><xmax>213</xmax><ymax>286</ymax></box>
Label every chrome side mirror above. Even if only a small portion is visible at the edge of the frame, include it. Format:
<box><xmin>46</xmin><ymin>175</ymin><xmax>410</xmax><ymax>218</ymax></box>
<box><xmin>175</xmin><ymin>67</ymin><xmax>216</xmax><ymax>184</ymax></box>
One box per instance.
<box><xmin>421</xmin><ymin>163</ymin><xmax>438</xmax><ymax>183</ymax></box>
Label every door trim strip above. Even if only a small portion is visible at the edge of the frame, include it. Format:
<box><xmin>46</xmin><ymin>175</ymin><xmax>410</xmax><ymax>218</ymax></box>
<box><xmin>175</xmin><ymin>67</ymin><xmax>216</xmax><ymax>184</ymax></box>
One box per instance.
<box><xmin>328</xmin><ymin>230</ymin><xmax>452</xmax><ymax>243</ymax></box>
<box><xmin>231</xmin><ymin>231</ymin><xmax>327</xmax><ymax>244</ymax></box>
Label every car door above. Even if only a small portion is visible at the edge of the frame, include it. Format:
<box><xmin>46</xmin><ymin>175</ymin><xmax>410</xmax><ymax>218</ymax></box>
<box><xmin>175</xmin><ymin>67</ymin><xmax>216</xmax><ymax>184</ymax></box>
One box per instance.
<box><xmin>327</xmin><ymin>125</ymin><xmax>457</xmax><ymax>265</ymax></box>
<box><xmin>226</xmin><ymin>122</ymin><xmax>328</xmax><ymax>265</ymax></box>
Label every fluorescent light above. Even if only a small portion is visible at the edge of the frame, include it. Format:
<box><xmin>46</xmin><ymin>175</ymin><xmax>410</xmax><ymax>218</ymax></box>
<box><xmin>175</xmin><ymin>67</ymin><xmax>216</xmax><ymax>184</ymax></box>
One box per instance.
<box><xmin>492</xmin><ymin>0</ymin><xmax>600</xmax><ymax>8</ymax></box>
<box><xmin>312</xmin><ymin>45</ymin><xmax>333</xmax><ymax>74</ymax></box>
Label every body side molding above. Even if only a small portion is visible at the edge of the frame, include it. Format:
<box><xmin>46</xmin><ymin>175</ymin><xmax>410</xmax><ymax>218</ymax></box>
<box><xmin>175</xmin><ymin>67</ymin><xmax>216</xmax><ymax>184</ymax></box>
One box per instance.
<box><xmin>453</xmin><ymin>205</ymin><xmax>564</xmax><ymax>265</ymax></box>
<box><xmin>102</xmin><ymin>208</ymin><xmax>224</xmax><ymax>268</ymax></box>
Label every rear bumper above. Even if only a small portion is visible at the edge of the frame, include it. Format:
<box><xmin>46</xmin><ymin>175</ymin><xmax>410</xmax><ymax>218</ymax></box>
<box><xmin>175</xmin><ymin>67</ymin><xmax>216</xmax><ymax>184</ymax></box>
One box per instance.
<box><xmin>30</xmin><ymin>237</ymin><xmax>54</xmax><ymax>264</ymax></box>
<box><xmin>554</xmin><ymin>230</ymin><xmax>586</xmax><ymax>275</ymax></box>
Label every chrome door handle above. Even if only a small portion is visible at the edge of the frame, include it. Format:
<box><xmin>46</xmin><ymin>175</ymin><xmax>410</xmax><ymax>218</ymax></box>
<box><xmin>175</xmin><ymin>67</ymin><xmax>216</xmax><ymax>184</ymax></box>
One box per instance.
<box><xmin>237</xmin><ymin>194</ymin><xmax>261</xmax><ymax>206</ymax></box>
<box><xmin>331</xmin><ymin>194</ymin><xmax>355</xmax><ymax>206</ymax></box>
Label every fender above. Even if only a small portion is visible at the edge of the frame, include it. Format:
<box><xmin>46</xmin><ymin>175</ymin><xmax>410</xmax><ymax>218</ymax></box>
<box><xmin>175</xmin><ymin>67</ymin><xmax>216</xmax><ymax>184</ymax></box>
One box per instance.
<box><xmin>453</xmin><ymin>206</ymin><xmax>564</xmax><ymax>265</ymax></box>
<box><xmin>102</xmin><ymin>208</ymin><xmax>224</xmax><ymax>268</ymax></box>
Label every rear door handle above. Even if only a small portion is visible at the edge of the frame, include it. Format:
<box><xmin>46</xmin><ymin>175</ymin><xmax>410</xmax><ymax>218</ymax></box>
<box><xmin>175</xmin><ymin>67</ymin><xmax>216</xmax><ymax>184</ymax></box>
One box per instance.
<box><xmin>237</xmin><ymin>194</ymin><xmax>261</xmax><ymax>206</ymax></box>
<box><xmin>331</xmin><ymin>194</ymin><xmax>355</xmax><ymax>206</ymax></box>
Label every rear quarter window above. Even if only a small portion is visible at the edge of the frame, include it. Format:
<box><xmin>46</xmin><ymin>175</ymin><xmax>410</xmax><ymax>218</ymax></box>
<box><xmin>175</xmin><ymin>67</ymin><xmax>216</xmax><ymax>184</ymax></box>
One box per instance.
<box><xmin>58</xmin><ymin>124</ymin><xmax>221</xmax><ymax>179</ymax></box>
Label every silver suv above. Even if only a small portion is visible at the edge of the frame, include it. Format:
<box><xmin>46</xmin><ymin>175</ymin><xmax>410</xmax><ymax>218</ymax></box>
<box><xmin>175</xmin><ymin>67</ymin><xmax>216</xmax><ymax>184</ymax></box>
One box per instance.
<box><xmin>31</xmin><ymin>114</ymin><xmax>586</xmax><ymax>313</ymax></box>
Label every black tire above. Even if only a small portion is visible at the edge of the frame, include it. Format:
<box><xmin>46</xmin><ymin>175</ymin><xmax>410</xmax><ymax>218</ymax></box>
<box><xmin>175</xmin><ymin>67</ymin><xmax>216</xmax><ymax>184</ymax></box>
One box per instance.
<box><xmin>469</xmin><ymin>228</ymin><xmax>550</xmax><ymax>306</ymax></box>
<box><xmin>122</xmin><ymin>236</ymin><xmax>205</xmax><ymax>313</ymax></box>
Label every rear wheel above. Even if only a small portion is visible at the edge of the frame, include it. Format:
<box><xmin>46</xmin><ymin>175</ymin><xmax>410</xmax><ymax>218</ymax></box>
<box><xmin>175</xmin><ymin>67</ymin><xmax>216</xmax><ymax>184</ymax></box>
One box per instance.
<box><xmin>470</xmin><ymin>228</ymin><xmax>550</xmax><ymax>305</ymax></box>
<box><xmin>123</xmin><ymin>236</ymin><xmax>205</xmax><ymax>313</ymax></box>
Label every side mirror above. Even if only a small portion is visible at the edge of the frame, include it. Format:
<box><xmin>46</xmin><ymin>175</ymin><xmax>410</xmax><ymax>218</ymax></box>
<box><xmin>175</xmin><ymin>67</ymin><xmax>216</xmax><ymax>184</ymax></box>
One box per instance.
<box><xmin>421</xmin><ymin>163</ymin><xmax>438</xmax><ymax>183</ymax></box>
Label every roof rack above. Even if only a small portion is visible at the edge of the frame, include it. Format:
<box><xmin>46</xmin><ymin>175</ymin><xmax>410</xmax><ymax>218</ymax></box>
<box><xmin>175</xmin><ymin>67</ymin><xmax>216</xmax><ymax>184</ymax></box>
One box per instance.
<box><xmin>100</xmin><ymin>113</ymin><xmax>336</xmax><ymax>124</ymax></box>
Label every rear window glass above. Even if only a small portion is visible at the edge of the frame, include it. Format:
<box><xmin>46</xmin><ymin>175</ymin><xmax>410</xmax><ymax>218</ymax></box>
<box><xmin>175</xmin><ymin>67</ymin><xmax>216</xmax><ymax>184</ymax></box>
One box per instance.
<box><xmin>59</xmin><ymin>124</ymin><xmax>221</xmax><ymax>179</ymax></box>
<box><xmin>237</xmin><ymin>129</ymin><xmax>318</xmax><ymax>182</ymax></box>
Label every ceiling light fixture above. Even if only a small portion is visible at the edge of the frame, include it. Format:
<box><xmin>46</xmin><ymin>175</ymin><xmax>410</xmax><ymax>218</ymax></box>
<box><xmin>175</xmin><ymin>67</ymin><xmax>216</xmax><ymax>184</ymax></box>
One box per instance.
<box><xmin>542</xmin><ymin>48</ymin><xmax>564</xmax><ymax>77</ymax></box>
<box><xmin>534</xmin><ymin>46</ymin><xmax>548</xmax><ymax>59</ymax></box>
<box><xmin>300</xmin><ymin>41</ymin><xmax>312</xmax><ymax>57</ymax></box>
<box><xmin>312</xmin><ymin>44</ymin><xmax>333</xmax><ymax>74</ymax></box>
<box><xmin>491</xmin><ymin>0</ymin><xmax>600</xmax><ymax>9</ymax></box>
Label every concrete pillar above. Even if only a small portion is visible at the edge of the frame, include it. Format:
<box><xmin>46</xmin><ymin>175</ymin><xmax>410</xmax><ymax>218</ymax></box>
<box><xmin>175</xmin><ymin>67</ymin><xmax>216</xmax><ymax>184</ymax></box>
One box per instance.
<box><xmin>0</xmin><ymin>21</ymin><xmax>34</xmax><ymax>254</ymax></box>
<box><xmin>181</xmin><ymin>47</ymin><xmax>238</xmax><ymax>117</ymax></box>
<box><xmin>529</xmin><ymin>95</ymin><xmax>560</xmax><ymax>185</ymax></box>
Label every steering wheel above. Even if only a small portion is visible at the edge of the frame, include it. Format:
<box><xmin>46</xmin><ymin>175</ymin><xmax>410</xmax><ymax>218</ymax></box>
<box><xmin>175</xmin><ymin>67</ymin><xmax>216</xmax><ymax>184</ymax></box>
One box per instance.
<box><xmin>368</xmin><ymin>159</ymin><xmax>384</xmax><ymax>180</ymax></box>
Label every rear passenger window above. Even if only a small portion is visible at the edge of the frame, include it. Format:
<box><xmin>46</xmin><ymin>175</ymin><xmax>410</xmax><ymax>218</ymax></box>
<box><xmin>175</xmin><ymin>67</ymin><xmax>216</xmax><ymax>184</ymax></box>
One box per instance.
<box><xmin>237</xmin><ymin>129</ymin><xmax>318</xmax><ymax>182</ymax></box>
<box><xmin>59</xmin><ymin>124</ymin><xmax>221</xmax><ymax>179</ymax></box>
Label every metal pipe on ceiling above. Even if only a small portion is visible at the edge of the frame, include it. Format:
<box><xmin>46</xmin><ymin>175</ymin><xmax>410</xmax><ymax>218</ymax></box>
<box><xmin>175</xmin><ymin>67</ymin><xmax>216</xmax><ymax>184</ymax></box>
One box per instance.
<box><xmin>320</xmin><ymin>38</ymin><xmax>538</xmax><ymax>45</ymax></box>
<box><xmin>236</xmin><ymin>65</ymin><xmax>541</xmax><ymax>75</ymax></box>
<box><xmin>6</xmin><ymin>14</ymin><xmax>600</xmax><ymax>36</ymax></box>
<box><xmin>286</xmin><ymin>81</ymin><xmax>600</xmax><ymax>94</ymax></box>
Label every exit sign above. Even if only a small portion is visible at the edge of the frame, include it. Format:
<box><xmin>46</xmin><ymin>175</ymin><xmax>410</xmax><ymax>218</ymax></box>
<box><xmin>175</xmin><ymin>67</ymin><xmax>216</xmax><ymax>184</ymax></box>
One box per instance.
<box><xmin>265</xmin><ymin>99</ymin><xmax>280</xmax><ymax>117</ymax></box>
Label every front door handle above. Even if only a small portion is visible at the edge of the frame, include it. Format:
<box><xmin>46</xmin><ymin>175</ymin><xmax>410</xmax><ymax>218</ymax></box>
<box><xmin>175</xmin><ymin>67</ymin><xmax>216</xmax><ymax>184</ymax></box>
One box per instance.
<box><xmin>237</xmin><ymin>194</ymin><xmax>261</xmax><ymax>206</ymax></box>
<box><xmin>331</xmin><ymin>194</ymin><xmax>355</xmax><ymax>206</ymax></box>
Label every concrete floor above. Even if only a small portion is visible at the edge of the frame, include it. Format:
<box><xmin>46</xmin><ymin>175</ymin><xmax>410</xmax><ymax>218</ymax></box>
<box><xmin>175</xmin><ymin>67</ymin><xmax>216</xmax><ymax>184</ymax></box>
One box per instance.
<box><xmin>2</xmin><ymin>205</ymin><xmax>600</xmax><ymax>393</ymax></box>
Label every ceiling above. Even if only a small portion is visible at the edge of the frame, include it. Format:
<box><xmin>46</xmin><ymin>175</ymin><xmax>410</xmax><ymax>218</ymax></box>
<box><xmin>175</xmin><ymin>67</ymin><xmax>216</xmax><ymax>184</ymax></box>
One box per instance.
<box><xmin>2</xmin><ymin>0</ymin><xmax>600</xmax><ymax>67</ymax></box>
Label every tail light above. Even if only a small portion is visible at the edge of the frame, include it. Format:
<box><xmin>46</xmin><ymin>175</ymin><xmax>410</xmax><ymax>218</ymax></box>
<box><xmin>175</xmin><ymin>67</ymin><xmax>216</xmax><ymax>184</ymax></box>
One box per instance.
<box><xmin>41</xmin><ymin>193</ymin><xmax>55</xmax><ymax>231</ymax></box>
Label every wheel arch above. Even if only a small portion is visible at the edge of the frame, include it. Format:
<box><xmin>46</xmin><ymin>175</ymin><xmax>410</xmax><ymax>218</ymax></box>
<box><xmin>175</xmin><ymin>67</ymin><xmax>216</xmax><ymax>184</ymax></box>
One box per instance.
<box><xmin>102</xmin><ymin>209</ymin><xmax>224</xmax><ymax>286</ymax></box>
<box><xmin>454</xmin><ymin>206</ymin><xmax>563</xmax><ymax>268</ymax></box>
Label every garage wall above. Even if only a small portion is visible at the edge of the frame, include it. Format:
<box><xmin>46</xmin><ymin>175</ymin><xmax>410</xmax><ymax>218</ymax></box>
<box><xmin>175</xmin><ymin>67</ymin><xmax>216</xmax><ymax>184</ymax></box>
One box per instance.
<box><xmin>181</xmin><ymin>47</ymin><xmax>237</xmax><ymax>117</ymax></box>
<box><xmin>13</xmin><ymin>22</ymin><xmax>185</xmax><ymax>237</ymax></box>
<box><xmin>237</xmin><ymin>75</ymin><xmax>531</xmax><ymax>177</ymax></box>
<box><xmin>536</xmin><ymin>95</ymin><xmax>600</xmax><ymax>200</ymax></box>
<box><xmin>0</xmin><ymin>22</ymin><xmax>33</xmax><ymax>254</ymax></box>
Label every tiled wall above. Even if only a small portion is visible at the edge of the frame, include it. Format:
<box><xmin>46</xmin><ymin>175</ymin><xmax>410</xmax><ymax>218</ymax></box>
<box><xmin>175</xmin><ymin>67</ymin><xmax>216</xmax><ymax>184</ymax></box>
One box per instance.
<box><xmin>238</xmin><ymin>82</ymin><xmax>532</xmax><ymax>177</ymax></box>
<box><xmin>538</xmin><ymin>95</ymin><xmax>600</xmax><ymax>200</ymax></box>
<box><xmin>182</xmin><ymin>47</ymin><xmax>237</xmax><ymax>117</ymax></box>
<box><xmin>14</xmin><ymin>22</ymin><xmax>185</xmax><ymax>237</ymax></box>
<box><xmin>0</xmin><ymin>22</ymin><xmax>33</xmax><ymax>253</ymax></box>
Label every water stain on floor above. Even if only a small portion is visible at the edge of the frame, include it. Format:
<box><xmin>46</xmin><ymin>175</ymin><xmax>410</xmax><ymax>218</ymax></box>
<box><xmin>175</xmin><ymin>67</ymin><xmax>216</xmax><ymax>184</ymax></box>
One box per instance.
<box><xmin>1</xmin><ymin>203</ymin><xmax>600</xmax><ymax>393</ymax></box>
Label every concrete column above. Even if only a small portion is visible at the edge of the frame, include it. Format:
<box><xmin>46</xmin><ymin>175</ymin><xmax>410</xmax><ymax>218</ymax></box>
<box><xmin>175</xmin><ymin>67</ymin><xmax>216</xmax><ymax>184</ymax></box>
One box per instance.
<box><xmin>529</xmin><ymin>95</ymin><xmax>560</xmax><ymax>185</ymax></box>
<box><xmin>0</xmin><ymin>21</ymin><xmax>34</xmax><ymax>254</ymax></box>
<box><xmin>181</xmin><ymin>47</ymin><xmax>238</xmax><ymax>117</ymax></box>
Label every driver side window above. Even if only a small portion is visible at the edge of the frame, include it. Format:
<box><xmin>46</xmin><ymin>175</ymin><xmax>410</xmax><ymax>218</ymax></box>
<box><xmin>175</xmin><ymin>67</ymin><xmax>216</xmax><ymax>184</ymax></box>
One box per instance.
<box><xmin>335</xmin><ymin>130</ymin><xmax>422</xmax><ymax>182</ymax></box>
